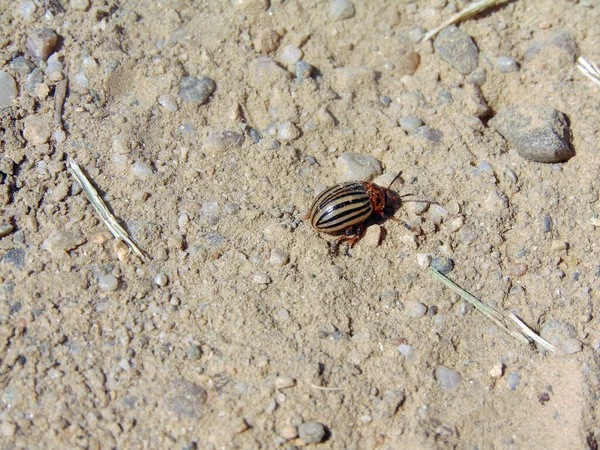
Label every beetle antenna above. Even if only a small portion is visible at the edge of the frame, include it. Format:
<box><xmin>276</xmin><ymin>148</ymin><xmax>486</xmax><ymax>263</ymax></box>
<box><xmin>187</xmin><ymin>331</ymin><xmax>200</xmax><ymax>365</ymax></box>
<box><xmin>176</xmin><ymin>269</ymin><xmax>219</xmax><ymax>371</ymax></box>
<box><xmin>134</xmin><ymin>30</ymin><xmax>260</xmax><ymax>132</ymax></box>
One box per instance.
<box><xmin>386</xmin><ymin>171</ymin><xmax>403</xmax><ymax>189</ymax></box>
<box><xmin>399</xmin><ymin>193</ymin><xmax>438</xmax><ymax>204</ymax></box>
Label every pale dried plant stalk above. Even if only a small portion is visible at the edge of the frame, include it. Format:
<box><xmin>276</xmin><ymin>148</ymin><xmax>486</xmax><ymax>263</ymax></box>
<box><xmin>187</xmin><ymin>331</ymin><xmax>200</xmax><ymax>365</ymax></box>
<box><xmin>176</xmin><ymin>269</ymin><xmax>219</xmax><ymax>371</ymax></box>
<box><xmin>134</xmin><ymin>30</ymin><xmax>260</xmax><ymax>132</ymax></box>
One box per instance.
<box><xmin>68</xmin><ymin>158</ymin><xmax>148</xmax><ymax>262</ymax></box>
<box><xmin>577</xmin><ymin>57</ymin><xmax>600</xmax><ymax>88</ymax></box>
<box><xmin>420</xmin><ymin>0</ymin><xmax>506</xmax><ymax>42</ymax></box>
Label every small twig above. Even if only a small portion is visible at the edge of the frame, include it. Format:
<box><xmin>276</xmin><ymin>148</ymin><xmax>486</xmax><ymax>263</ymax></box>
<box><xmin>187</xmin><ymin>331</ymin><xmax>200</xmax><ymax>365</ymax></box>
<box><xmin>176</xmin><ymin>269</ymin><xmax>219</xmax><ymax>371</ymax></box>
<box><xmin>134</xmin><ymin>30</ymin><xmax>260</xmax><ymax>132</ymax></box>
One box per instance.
<box><xmin>68</xmin><ymin>158</ymin><xmax>148</xmax><ymax>262</ymax></box>
<box><xmin>420</xmin><ymin>0</ymin><xmax>505</xmax><ymax>42</ymax></box>
<box><xmin>576</xmin><ymin>57</ymin><xmax>600</xmax><ymax>88</ymax></box>
<box><xmin>54</xmin><ymin>78</ymin><xmax>68</xmax><ymax>129</ymax></box>
<box><xmin>429</xmin><ymin>268</ymin><xmax>542</xmax><ymax>347</ymax></box>
<box><xmin>509</xmin><ymin>313</ymin><xmax>556</xmax><ymax>353</ymax></box>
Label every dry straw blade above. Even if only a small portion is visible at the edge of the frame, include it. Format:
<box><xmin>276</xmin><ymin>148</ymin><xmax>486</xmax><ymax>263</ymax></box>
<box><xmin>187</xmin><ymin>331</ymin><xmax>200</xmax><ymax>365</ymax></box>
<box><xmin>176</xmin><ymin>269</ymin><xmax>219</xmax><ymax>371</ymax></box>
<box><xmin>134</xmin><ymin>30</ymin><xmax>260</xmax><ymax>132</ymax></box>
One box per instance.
<box><xmin>421</xmin><ymin>0</ymin><xmax>505</xmax><ymax>42</ymax></box>
<box><xmin>429</xmin><ymin>268</ymin><xmax>555</xmax><ymax>352</ymax></box>
<box><xmin>68</xmin><ymin>158</ymin><xmax>148</xmax><ymax>262</ymax></box>
<box><xmin>577</xmin><ymin>57</ymin><xmax>600</xmax><ymax>88</ymax></box>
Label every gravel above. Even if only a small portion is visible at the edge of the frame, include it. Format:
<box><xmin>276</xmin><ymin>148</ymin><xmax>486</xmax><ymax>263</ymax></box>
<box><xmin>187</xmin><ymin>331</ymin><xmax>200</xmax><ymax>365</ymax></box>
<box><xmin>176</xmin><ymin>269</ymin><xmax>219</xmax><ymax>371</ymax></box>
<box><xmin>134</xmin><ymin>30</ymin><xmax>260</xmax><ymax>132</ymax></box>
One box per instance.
<box><xmin>0</xmin><ymin>71</ymin><xmax>17</xmax><ymax>108</ymax></box>
<box><xmin>336</xmin><ymin>152</ymin><xmax>382</xmax><ymax>181</ymax></box>
<box><xmin>202</xmin><ymin>130</ymin><xmax>244</xmax><ymax>155</ymax></box>
<box><xmin>277</xmin><ymin>121</ymin><xmax>300</xmax><ymax>141</ymax></box>
<box><xmin>98</xmin><ymin>274</ymin><xmax>119</xmax><ymax>291</ymax></box>
<box><xmin>400</xmin><ymin>116</ymin><xmax>423</xmax><ymax>133</ymax></box>
<box><xmin>26</xmin><ymin>28</ymin><xmax>58</xmax><ymax>60</ymax></box>
<box><xmin>433</xmin><ymin>25</ymin><xmax>479</xmax><ymax>75</ymax></box>
<box><xmin>269</xmin><ymin>248</ymin><xmax>290</xmax><ymax>266</ymax></box>
<box><xmin>0</xmin><ymin>224</ymin><xmax>14</xmax><ymax>238</ymax></box>
<box><xmin>496</xmin><ymin>56</ymin><xmax>519</xmax><ymax>72</ymax></box>
<box><xmin>436</xmin><ymin>366</ymin><xmax>461</xmax><ymax>391</ymax></box>
<box><xmin>41</xmin><ymin>230</ymin><xmax>85</xmax><ymax>253</ymax></box>
<box><xmin>540</xmin><ymin>319</ymin><xmax>583</xmax><ymax>355</ymax></box>
<box><xmin>405</xmin><ymin>301</ymin><xmax>427</xmax><ymax>319</ymax></box>
<box><xmin>253</xmin><ymin>29</ymin><xmax>281</xmax><ymax>54</ymax></box>
<box><xmin>431</xmin><ymin>256</ymin><xmax>454</xmax><ymax>275</ymax></box>
<box><xmin>280</xmin><ymin>45</ymin><xmax>303</xmax><ymax>65</ymax></box>
<box><xmin>158</xmin><ymin>94</ymin><xmax>178</xmax><ymax>112</ymax></box>
<box><xmin>329</xmin><ymin>0</ymin><xmax>355</xmax><ymax>21</ymax></box>
<box><xmin>179</xmin><ymin>76</ymin><xmax>216</xmax><ymax>104</ymax></box>
<box><xmin>153</xmin><ymin>273</ymin><xmax>168</xmax><ymax>287</ymax></box>
<box><xmin>298</xmin><ymin>422</ymin><xmax>327</xmax><ymax>444</ymax></box>
<box><xmin>296</xmin><ymin>60</ymin><xmax>313</xmax><ymax>82</ymax></box>
<box><xmin>490</xmin><ymin>105</ymin><xmax>573</xmax><ymax>163</ymax></box>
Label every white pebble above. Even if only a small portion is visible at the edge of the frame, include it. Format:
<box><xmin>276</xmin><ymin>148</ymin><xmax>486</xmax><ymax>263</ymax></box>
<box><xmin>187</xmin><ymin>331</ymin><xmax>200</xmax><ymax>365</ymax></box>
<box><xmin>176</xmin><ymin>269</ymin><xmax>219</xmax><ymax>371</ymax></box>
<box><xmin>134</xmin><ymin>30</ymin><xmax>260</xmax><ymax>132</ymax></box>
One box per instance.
<box><xmin>429</xmin><ymin>204</ymin><xmax>448</xmax><ymax>225</ymax></box>
<box><xmin>202</xmin><ymin>202</ymin><xmax>220</xmax><ymax>216</ymax></box>
<box><xmin>52</xmin><ymin>129</ymin><xmax>66</xmax><ymax>143</ymax></box>
<box><xmin>489</xmin><ymin>363</ymin><xmax>504</xmax><ymax>378</ymax></box>
<box><xmin>154</xmin><ymin>273</ymin><xmax>168</xmax><ymax>287</ymax></box>
<box><xmin>71</xmin><ymin>0</ymin><xmax>91</xmax><ymax>11</ymax></box>
<box><xmin>416</xmin><ymin>253</ymin><xmax>432</xmax><ymax>268</ymax></box>
<box><xmin>0</xmin><ymin>421</ymin><xmax>16</xmax><ymax>438</ymax></box>
<box><xmin>436</xmin><ymin>366</ymin><xmax>461</xmax><ymax>391</ymax></box>
<box><xmin>98</xmin><ymin>274</ymin><xmax>119</xmax><ymax>291</ymax></box>
<box><xmin>280</xmin><ymin>45</ymin><xmax>303</xmax><ymax>65</ymax></box>
<box><xmin>83</xmin><ymin>56</ymin><xmax>98</xmax><ymax>69</ymax></box>
<box><xmin>277</xmin><ymin>121</ymin><xmax>300</xmax><ymax>141</ymax></box>
<box><xmin>19</xmin><ymin>1</ymin><xmax>37</xmax><ymax>21</ymax></box>
<box><xmin>397</xmin><ymin>343</ymin><xmax>413</xmax><ymax>358</ymax></box>
<box><xmin>178</xmin><ymin>213</ymin><xmax>189</xmax><ymax>229</ymax></box>
<box><xmin>363</xmin><ymin>224</ymin><xmax>382</xmax><ymax>247</ymax></box>
<box><xmin>405</xmin><ymin>301</ymin><xmax>427</xmax><ymax>319</ymax></box>
<box><xmin>224</xmin><ymin>203</ymin><xmax>240</xmax><ymax>215</ymax></box>
<box><xmin>112</xmin><ymin>135</ymin><xmax>130</xmax><ymax>154</ymax></box>
<box><xmin>158</xmin><ymin>94</ymin><xmax>178</xmax><ymax>112</ymax></box>
<box><xmin>253</xmin><ymin>272</ymin><xmax>271</xmax><ymax>284</ymax></box>
<box><xmin>269</xmin><ymin>248</ymin><xmax>289</xmax><ymax>266</ymax></box>
<box><xmin>132</xmin><ymin>161</ymin><xmax>153</xmax><ymax>177</ymax></box>
<box><xmin>74</xmin><ymin>69</ymin><xmax>89</xmax><ymax>87</ymax></box>
<box><xmin>0</xmin><ymin>71</ymin><xmax>18</xmax><ymax>108</ymax></box>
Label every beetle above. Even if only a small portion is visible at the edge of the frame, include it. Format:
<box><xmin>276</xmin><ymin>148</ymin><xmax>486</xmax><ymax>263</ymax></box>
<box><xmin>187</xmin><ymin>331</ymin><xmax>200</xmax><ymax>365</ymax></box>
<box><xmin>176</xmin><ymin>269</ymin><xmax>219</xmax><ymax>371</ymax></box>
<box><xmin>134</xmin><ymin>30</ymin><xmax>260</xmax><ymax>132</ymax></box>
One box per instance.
<box><xmin>306</xmin><ymin>172</ymin><xmax>409</xmax><ymax>253</ymax></box>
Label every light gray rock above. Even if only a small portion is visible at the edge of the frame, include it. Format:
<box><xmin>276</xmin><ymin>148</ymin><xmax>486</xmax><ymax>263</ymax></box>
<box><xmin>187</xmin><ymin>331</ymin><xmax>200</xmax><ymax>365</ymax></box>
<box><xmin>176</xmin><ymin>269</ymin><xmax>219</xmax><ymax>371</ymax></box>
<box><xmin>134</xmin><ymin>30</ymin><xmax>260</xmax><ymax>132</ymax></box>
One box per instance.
<box><xmin>26</xmin><ymin>28</ymin><xmax>58</xmax><ymax>61</ymax></box>
<box><xmin>202</xmin><ymin>131</ymin><xmax>244</xmax><ymax>155</ymax></box>
<box><xmin>496</xmin><ymin>56</ymin><xmax>519</xmax><ymax>72</ymax></box>
<box><xmin>330</xmin><ymin>0</ymin><xmax>355</xmax><ymax>21</ymax></box>
<box><xmin>298</xmin><ymin>422</ymin><xmax>326</xmax><ymax>444</ymax></box>
<box><xmin>490</xmin><ymin>105</ymin><xmax>573</xmax><ymax>163</ymax></box>
<box><xmin>436</xmin><ymin>366</ymin><xmax>461</xmax><ymax>391</ymax></box>
<box><xmin>0</xmin><ymin>71</ymin><xmax>17</xmax><ymax>108</ymax></box>
<box><xmin>433</xmin><ymin>25</ymin><xmax>479</xmax><ymax>75</ymax></box>
<box><xmin>540</xmin><ymin>319</ymin><xmax>583</xmax><ymax>355</ymax></box>
<box><xmin>179</xmin><ymin>76</ymin><xmax>216</xmax><ymax>104</ymax></box>
<box><xmin>336</xmin><ymin>152</ymin><xmax>382</xmax><ymax>181</ymax></box>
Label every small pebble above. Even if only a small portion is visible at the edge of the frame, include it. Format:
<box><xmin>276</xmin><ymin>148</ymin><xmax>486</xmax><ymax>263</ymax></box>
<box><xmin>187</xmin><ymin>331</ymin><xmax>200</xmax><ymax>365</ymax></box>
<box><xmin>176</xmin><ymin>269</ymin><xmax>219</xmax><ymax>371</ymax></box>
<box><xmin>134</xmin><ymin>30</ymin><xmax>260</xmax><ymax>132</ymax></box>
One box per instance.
<box><xmin>336</xmin><ymin>152</ymin><xmax>382</xmax><ymax>182</ymax></box>
<box><xmin>19</xmin><ymin>1</ymin><xmax>37</xmax><ymax>21</ymax></box>
<box><xmin>538</xmin><ymin>392</ymin><xmax>551</xmax><ymax>404</ymax></box>
<box><xmin>224</xmin><ymin>203</ymin><xmax>240</xmax><ymax>215</ymax></box>
<box><xmin>41</xmin><ymin>230</ymin><xmax>85</xmax><ymax>253</ymax></box>
<box><xmin>0</xmin><ymin>421</ymin><xmax>17</xmax><ymax>438</ymax></box>
<box><xmin>98</xmin><ymin>274</ymin><xmax>119</xmax><ymax>291</ymax></box>
<box><xmin>296</xmin><ymin>60</ymin><xmax>313</xmax><ymax>82</ymax></box>
<box><xmin>158</xmin><ymin>94</ymin><xmax>178</xmax><ymax>112</ymax></box>
<box><xmin>269</xmin><ymin>248</ymin><xmax>289</xmax><ymax>266</ymax></box>
<box><xmin>496</xmin><ymin>56</ymin><xmax>519</xmax><ymax>72</ymax></box>
<box><xmin>53</xmin><ymin>129</ymin><xmax>66</xmax><ymax>143</ymax></box>
<box><xmin>154</xmin><ymin>273</ymin><xmax>168</xmax><ymax>287</ymax></box>
<box><xmin>490</xmin><ymin>105</ymin><xmax>573</xmax><ymax>163</ymax></box>
<box><xmin>416</xmin><ymin>253</ymin><xmax>432</xmax><ymax>268</ymax></box>
<box><xmin>543</xmin><ymin>213</ymin><xmax>553</xmax><ymax>233</ymax></box>
<box><xmin>504</xmin><ymin>167</ymin><xmax>518</xmax><ymax>184</ymax></box>
<box><xmin>132</xmin><ymin>161</ymin><xmax>153</xmax><ymax>177</ymax></box>
<box><xmin>408</xmin><ymin>27</ymin><xmax>426</xmax><ymax>43</ymax></box>
<box><xmin>405</xmin><ymin>301</ymin><xmax>427</xmax><ymax>319</ymax></box>
<box><xmin>178</xmin><ymin>214</ymin><xmax>189</xmax><ymax>229</ymax></box>
<box><xmin>433</xmin><ymin>25</ymin><xmax>479</xmax><ymax>75</ymax></box>
<box><xmin>329</xmin><ymin>0</ymin><xmax>355</xmax><ymax>21</ymax></box>
<box><xmin>186</xmin><ymin>344</ymin><xmax>202</xmax><ymax>360</ymax></box>
<box><xmin>298</xmin><ymin>422</ymin><xmax>326</xmax><ymax>444</ymax></box>
<box><xmin>253</xmin><ymin>29</ymin><xmax>281</xmax><ymax>54</ymax></box>
<box><xmin>540</xmin><ymin>319</ymin><xmax>583</xmax><ymax>355</ymax></box>
<box><xmin>179</xmin><ymin>76</ymin><xmax>216</xmax><ymax>104</ymax></box>
<box><xmin>26</xmin><ymin>28</ymin><xmax>58</xmax><ymax>61</ymax></box>
<box><xmin>506</xmin><ymin>371</ymin><xmax>520</xmax><ymax>391</ymax></box>
<box><xmin>489</xmin><ymin>363</ymin><xmax>504</xmax><ymax>378</ymax></box>
<box><xmin>202</xmin><ymin>202</ymin><xmax>220</xmax><ymax>217</ymax></box>
<box><xmin>277</xmin><ymin>121</ymin><xmax>300</xmax><ymax>141</ymax></box>
<box><xmin>431</xmin><ymin>257</ymin><xmax>454</xmax><ymax>275</ymax></box>
<box><xmin>400</xmin><ymin>116</ymin><xmax>423</xmax><ymax>133</ymax></box>
<box><xmin>253</xmin><ymin>272</ymin><xmax>271</xmax><ymax>284</ymax></box>
<box><xmin>71</xmin><ymin>0</ymin><xmax>91</xmax><ymax>10</ymax></box>
<box><xmin>280</xmin><ymin>45</ymin><xmax>303</xmax><ymax>65</ymax></box>
<box><xmin>399</xmin><ymin>51</ymin><xmax>420</xmax><ymax>75</ymax></box>
<box><xmin>203</xmin><ymin>131</ymin><xmax>244</xmax><ymax>155</ymax></box>
<box><xmin>551</xmin><ymin>240</ymin><xmax>567</xmax><ymax>252</ymax></box>
<box><xmin>363</xmin><ymin>225</ymin><xmax>382</xmax><ymax>247</ymax></box>
<box><xmin>23</xmin><ymin>114</ymin><xmax>52</xmax><ymax>145</ymax></box>
<box><xmin>233</xmin><ymin>0</ymin><xmax>270</xmax><ymax>14</ymax></box>
<box><xmin>397</xmin><ymin>343</ymin><xmax>413</xmax><ymax>358</ymax></box>
<box><xmin>0</xmin><ymin>224</ymin><xmax>14</xmax><ymax>238</ymax></box>
<box><xmin>0</xmin><ymin>71</ymin><xmax>17</xmax><ymax>108</ymax></box>
<box><xmin>379</xmin><ymin>95</ymin><xmax>391</xmax><ymax>107</ymax></box>
<box><xmin>436</xmin><ymin>366</ymin><xmax>461</xmax><ymax>391</ymax></box>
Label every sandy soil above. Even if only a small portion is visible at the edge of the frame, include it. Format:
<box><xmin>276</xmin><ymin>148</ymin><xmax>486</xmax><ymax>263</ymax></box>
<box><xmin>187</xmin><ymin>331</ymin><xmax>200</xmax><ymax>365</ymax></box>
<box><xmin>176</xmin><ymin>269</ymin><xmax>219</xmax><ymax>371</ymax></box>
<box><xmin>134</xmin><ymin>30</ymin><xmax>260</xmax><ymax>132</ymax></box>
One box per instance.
<box><xmin>1</xmin><ymin>0</ymin><xmax>600</xmax><ymax>448</ymax></box>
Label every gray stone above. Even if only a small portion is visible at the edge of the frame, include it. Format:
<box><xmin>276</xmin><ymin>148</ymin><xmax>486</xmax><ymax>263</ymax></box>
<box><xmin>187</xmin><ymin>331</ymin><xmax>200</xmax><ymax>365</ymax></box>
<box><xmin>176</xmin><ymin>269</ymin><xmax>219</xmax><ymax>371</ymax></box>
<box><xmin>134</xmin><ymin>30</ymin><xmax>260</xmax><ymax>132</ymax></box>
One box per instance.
<box><xmin>436</xmin><ymin>366</ymin><xmax>461</xmax><ymax>391</ymax></box>
<box><xmin>540</xmin><ymin>319</ymin><xmax>583</xmax><ymax>355</ymax></box>
<box><xmin>26</xmin><ymin>28</ymin><xmax>58</xmax><ymax>61</ymax></box>
<box><xmin>405</xmin><ymin>301</ymin><xmax>427</xmax><ymax>319</ymax></box>
<box><xmin>433</xmin><ymin>25</ymin><xmax>479</xmax><ymax>75</ymax></box>
<box><xmin>10</xmin><ymin>56</ymin><xmax>35</xmax><ymax>76</ymax></box>
<box><xmin>1</xmin><ymin>248</ymin><xmax>25</xmax><ymax>268</ymax></box>
<box><xmin>336</xmin><ymin>152</ymin><xmax>382</xmax><ymax>181</ymax></box>
<box><xmin>400</xmin><ymin>116</ymin><xmax>423</xmax><ymax>133</ymax></box>
<box><xmin>431</xmin><ymin>257</ymin><xmax>454</xmax><ymax>275</ymax></box>
<box><xmin>166</xmin><ymin>379</ymin><xmax>207</xmax><ymax>419</ymax></box>
<box><xmin>496</xmin><ymin>56</ymin><xmax>519</xmax><ymax>73</ymax></box>
<box><xmin>98</xmin><ymin>275</ymin><xmax>119</xmax><ymax>291</ymax></box>
<box><xmin>490</xmin><ymin>105</ymin><xmax>573</xmax><ymax>163</ymax></box>
<box><xmin>415</xmin><ymin>126</ymin><xmax>443</xmax><ymax>143</ymax></box>
<box><xmin>202</xmin><ymin>131</ymin><xmax>244</xmax><ymax>155</ymax></box>
<box><xmin>296</xmin><ymin>60</ymin><xmax>313</xmax><ymax>82</ymax></box>
<box><xmin>186</xmin><ymin>344</ymin><xmax>202</xmax><ymax>360</ymax></box>
<box><xmin>298</xmin><ymin>422</ymin><xmax>326</xmax><ymax>444</ymax></box>
<box><xmin>41</xmin><ymin>230</ymin><xmax>85</xmax><ymax>253</ymax></box>
<box><xmin>330</xmin><ymin>0</ymin><xmax>355</xmax><ymax>21</ymax></box>
<box><xmin>179</xmin><ymin>76</ymin><xmax>216</xmax><ymax>104</ymax></box>
<box><xmin>24</xmin><ymin>68</ymin><xmax>43</xmax><ymax>92</ymax></box>
<box><xmin>506</xmin><ymin>371</ymin><xmax>520</xmax><ymax>391</ymax></box>
<box><xmin>0</xmin><ymin>71</ymin><xmax>17</xmax><ymax>108</ymax></box>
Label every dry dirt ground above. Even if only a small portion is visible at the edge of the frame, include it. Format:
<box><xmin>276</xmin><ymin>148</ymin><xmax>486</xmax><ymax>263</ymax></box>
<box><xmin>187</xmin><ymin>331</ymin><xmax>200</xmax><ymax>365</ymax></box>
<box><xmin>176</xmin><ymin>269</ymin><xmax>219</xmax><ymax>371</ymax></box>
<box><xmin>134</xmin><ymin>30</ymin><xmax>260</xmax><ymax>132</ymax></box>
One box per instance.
<box><xmin>1</xmin><ymin>0</ymin><xmax>600</xmax><ymax>448</ymax></box>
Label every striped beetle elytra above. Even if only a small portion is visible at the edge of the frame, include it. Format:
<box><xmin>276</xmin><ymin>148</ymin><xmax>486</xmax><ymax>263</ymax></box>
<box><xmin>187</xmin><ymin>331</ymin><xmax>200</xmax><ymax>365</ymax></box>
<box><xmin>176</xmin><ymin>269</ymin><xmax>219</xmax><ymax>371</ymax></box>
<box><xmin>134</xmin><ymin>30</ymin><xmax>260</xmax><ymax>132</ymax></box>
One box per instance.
<box><xmin>306</xmin><ymin>172</ymin><xmax>404</xmax><ymax>253</ymax></box>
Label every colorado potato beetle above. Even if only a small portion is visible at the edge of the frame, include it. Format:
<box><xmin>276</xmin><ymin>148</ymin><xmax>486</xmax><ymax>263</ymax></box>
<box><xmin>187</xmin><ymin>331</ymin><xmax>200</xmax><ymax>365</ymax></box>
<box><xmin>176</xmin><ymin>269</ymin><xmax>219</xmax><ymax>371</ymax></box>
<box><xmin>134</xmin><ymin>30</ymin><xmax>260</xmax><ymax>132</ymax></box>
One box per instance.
<box><xmin>306</xmin><ymin>172</ymin><xmax>407</xmax><ymax>253</ymax></box>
